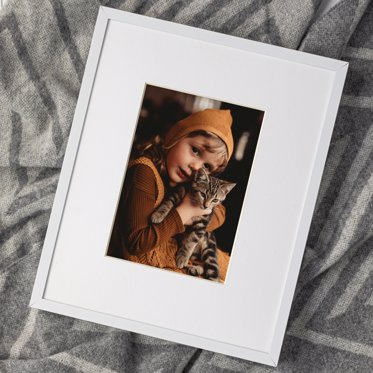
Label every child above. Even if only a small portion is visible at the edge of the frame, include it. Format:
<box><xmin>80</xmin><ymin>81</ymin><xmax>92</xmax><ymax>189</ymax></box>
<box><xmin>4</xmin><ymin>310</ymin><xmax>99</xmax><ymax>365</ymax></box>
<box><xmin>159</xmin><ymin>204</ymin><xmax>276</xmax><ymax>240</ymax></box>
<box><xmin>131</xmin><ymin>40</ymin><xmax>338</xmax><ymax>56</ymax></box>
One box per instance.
<box><xmin>108</xmin><ymin>109</ymin><xmax>234</xmax><ymax>281</ymax></box>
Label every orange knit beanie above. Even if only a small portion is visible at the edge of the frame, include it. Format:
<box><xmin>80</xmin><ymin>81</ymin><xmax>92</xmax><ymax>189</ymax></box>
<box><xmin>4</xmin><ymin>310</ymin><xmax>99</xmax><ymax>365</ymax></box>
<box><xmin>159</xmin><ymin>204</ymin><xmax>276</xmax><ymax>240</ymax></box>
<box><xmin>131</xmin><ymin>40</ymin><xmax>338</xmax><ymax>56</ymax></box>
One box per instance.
<box><xmin>164</xmin><ymin>109</ymin><xmax>234</xmax><ymax>160</ymax></box>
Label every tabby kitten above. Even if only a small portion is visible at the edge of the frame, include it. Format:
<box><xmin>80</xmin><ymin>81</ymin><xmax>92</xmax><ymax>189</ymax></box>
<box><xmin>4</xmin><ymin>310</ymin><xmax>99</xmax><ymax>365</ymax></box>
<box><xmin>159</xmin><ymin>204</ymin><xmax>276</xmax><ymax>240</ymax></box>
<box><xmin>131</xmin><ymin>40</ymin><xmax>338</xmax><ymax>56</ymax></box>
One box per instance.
<box><xmin>151</xmin><ymin>168</ymin><xmax>235</xmax><ymax>281</ymax></box>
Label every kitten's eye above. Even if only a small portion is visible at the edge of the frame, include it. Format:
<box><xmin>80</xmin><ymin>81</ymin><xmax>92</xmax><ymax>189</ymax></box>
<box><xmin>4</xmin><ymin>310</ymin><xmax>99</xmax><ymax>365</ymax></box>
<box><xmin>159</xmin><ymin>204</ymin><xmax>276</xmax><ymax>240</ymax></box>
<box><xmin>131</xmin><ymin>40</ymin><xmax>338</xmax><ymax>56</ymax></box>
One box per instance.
<box><xmin>212</xmin><ymin>199</ymin><xmax>219</xmax><ymax>203</ymax></box>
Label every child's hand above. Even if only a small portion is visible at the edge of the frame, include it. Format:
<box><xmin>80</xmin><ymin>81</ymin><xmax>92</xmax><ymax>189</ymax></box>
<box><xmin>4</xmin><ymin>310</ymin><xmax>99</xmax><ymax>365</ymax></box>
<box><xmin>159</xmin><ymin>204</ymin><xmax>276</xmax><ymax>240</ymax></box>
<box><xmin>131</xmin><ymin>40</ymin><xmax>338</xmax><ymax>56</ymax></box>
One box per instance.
<box><xmin>176</xmin><ymin>193</ymin><xmax>212</xmax><ymax>225</ymax></box>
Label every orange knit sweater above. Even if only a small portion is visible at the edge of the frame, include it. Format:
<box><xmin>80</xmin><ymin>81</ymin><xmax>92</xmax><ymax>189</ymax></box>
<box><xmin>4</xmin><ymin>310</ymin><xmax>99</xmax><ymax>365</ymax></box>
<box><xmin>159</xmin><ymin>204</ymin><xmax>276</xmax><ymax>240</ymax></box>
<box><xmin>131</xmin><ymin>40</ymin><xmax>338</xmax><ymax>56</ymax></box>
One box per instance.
<box><xmin>108</xmin><ymin>157</ymin><xmax>230</xmax><ymax>281</ymax></box>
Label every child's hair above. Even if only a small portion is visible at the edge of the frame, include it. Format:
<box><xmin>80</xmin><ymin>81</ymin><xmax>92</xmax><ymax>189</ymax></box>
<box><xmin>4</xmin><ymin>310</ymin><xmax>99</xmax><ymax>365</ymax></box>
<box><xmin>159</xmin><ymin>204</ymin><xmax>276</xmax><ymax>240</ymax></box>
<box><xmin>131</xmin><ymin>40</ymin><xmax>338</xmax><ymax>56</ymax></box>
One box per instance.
<box><xmin>133</xmin><ymin>130</ymin><xmax>228</xmax><ymax>178</ymax></box>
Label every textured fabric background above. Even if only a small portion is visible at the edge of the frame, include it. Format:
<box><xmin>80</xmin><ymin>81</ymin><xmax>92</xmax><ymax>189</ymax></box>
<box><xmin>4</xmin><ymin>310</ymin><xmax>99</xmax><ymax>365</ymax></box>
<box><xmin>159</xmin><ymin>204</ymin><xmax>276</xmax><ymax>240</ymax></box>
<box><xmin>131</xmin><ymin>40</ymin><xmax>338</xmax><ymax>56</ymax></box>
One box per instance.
<box><xmin>0</xmin><ymin>0</ymin><xmax>372</xmax><ymax>372</ymax></box>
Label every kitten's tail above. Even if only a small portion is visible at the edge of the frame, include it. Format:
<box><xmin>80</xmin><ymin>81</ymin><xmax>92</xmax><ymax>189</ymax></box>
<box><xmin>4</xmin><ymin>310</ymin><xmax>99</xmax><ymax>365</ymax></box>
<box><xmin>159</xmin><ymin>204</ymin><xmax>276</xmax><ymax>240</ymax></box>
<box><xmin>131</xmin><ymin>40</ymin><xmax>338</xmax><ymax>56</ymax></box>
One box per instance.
<box><xmin>202</xmin><ymin>232</ymin><xmax>220</xmax><ymax>281</ymax></box>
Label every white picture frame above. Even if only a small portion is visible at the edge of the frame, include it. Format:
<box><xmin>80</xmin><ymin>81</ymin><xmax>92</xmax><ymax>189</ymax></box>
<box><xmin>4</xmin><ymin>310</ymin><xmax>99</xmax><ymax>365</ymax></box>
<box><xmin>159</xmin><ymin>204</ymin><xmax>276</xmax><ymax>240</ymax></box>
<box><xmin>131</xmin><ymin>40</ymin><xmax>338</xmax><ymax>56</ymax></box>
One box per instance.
<box><xmin>30</xmin><ymin>6</ymin><xmax>348</xmax><ymax>367</ymax></box>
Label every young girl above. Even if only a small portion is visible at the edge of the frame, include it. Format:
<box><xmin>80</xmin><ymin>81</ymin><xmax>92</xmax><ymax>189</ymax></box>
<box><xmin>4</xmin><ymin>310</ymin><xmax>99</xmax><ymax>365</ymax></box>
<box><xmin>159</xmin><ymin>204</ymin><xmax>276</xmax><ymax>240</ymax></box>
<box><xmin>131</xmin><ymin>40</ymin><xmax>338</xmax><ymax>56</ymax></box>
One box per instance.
<box><xmin>108</xmin><ymin>109</ymin><xmax>234</xmax><ymax>281</ymax></box>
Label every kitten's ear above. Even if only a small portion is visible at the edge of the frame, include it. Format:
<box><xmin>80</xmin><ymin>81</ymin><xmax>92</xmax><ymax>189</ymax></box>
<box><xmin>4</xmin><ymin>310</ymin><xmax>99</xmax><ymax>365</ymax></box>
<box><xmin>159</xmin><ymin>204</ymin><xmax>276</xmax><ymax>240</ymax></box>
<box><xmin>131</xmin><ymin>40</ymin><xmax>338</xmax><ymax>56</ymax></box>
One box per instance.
<box><xmin>196</xmin><ymin>167</ymin><xmax>209</xmax><ymax>182</ymax></box>
<box><xmin>220</xmin><ymin>181</ymin><xmax>236</xmax><ymax>195</ymax></box>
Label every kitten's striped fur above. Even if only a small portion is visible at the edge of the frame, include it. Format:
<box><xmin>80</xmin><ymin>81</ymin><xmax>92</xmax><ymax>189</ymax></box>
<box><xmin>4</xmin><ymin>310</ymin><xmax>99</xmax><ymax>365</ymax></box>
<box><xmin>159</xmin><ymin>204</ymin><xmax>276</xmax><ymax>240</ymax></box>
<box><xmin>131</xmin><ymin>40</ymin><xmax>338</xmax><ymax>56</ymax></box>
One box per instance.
<box><xmin>151</xmin><ymin>168</ymin><xmax>235</xmax><ymax>281</ymax></box>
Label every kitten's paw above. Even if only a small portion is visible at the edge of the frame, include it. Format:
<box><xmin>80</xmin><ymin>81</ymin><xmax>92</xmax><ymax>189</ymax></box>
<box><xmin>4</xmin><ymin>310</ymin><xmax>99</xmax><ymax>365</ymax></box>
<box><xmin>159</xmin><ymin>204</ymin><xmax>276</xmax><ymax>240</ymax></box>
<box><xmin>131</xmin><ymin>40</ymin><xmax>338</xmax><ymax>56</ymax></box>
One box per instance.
<box><xmin>187</xmin><ymin>265</ymin><xmax>204</xmax><ymax>276</ymax></box>
<box><xmin>191</xmin><ymin>216</ymin><xmax>202</xmax><ymax>223</ymax></box>
<box><xmin>205</xmin><ymin>269</ymin><xmax>220</xmax><ymax>281</ymax></box>
<box><xmin>151</xmin><ymin>211</ymin><xmax>164</xmax><ymax>224</ymax></box>
<box><xmin>176</xmin><ymin>255</ymin><xmax>189</xmax><ymax>269</ymax></box>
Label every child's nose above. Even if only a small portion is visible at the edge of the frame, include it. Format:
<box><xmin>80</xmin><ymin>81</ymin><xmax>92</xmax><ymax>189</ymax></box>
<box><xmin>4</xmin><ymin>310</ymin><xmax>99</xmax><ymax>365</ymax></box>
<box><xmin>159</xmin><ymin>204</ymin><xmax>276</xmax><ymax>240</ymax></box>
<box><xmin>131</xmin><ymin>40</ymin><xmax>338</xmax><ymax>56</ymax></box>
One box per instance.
<box><xmin>189</xmin><ymin>160</ymin><xmax>203</xmax><ymax>172</ymax></box>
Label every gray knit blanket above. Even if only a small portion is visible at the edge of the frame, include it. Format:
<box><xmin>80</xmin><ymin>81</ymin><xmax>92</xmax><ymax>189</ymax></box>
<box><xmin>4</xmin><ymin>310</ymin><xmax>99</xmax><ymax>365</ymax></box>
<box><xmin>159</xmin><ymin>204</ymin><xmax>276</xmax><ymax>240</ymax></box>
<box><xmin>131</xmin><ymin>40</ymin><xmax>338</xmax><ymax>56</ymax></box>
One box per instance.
<box><xmin>1</xmin><ymin>0</ymin><xmax>372</xmax><ymax>372</ymax></box>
